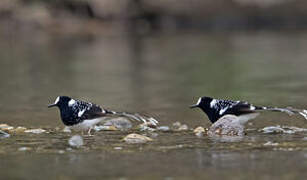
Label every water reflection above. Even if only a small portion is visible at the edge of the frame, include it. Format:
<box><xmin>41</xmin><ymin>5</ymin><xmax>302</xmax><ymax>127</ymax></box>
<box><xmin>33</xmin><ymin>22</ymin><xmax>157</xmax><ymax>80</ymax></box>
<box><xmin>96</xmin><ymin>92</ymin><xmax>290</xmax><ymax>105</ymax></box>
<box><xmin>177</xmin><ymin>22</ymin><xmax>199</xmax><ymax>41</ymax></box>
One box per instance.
<box><xmin>209</xmin><ymin>135</ymin><xmax>244</xmax><ymax>142</ymax></box>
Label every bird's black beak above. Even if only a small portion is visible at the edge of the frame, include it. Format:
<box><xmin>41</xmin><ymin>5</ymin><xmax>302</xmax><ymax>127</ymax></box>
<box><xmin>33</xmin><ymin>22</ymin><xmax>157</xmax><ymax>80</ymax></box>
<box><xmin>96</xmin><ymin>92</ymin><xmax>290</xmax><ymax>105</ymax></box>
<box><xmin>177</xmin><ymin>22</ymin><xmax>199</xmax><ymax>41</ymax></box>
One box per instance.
<box><xmin>48</xmin><ymin>103</ymin><xmax>57</xmax><ymax>108</ymax></box>
<box><xmin>190</xmin><ymin>104</ymin><xmax>199</xmax><ymax>109</ymax></box>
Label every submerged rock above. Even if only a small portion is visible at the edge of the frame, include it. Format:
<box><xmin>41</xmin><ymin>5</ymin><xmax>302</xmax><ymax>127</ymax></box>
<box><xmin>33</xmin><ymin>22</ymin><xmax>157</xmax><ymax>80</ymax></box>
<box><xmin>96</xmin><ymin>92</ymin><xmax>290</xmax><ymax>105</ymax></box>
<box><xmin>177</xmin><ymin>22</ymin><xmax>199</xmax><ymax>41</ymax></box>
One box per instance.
<box><xmin>263</xmin><ymin>141</ymin><xmax>279</xmax><ymax>146</ymax></box>
<box><xmin>94</xmin><ymin>125</ymin><xmax>118</xmax><ymax>131</ymax></box>
<box><xmin>260</xmin><ymin>126</ymin><xmax>285</xmax><ymax>134</ymax></box>
<box><xmin>0</xmin><ymin>130</ymin><xmax>10</xmax><ymax>138</ymax></box>
<box><xmin>208</xmin><ymin>115</ymin><xmax>245</xmax><ymax>136</ymax></box>
<box><xmin>123</xmin><ymin>133</ymin><xmax>153</xmax><ymax>144</ymax></box>
<box><xmin>18</xmin><ymin>147</ymin><xmax>32</xmax><ymax>151</ymax></box>
<box><xmin>283</xmin><ymin>126</ymin><xmax>307</xmax><ymax>133</ymax></box>
<box><xmin>24</xmin><ymin>129</ymin><xmax>46</xmax><ymax>134</ymax></box>
<box><xmin>68</xmin><ymin>135</ymin><xmax>84</xmax><ymax>148</ymax></box>
<box><xmin>172</xmin><ymin>122</ymin><xmax>189</xmax><ymax>131</ymax></box>
<box><xmin>209</xmin><ymin>135</ymin><xmax>244</xmax><ymax>142</ymax></box>
<box><xmin>114</xmin><ymin>147</ymin><xmax>122</xmax><ymax>150</ymax></box>
<box><xmin>103</xmin><ymin>117</ymin><xmax>133</xmax><ymax>130</ymax></box>
<box><xmin>148</xmin><ymin>132</ymin><xmax>159</xmax><ymax>138</ymax></box>
<box><xmin>157</xmin><ymin>126</ymin><xmax>170</xmax><ymax>132</ymax></box>
<box><xmin>259</xmin><ymin>125</ymin><xmax>307</xmax><ymax>134</ymax></box>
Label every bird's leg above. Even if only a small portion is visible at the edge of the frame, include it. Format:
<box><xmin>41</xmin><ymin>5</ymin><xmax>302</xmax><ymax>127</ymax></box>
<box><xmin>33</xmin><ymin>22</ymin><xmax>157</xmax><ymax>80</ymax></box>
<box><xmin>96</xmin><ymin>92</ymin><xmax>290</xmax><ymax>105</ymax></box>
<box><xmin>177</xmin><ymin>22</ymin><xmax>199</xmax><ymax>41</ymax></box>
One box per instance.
<box><xmin>87</xmin><ymin>128</ymin><xmax>93</xmax><ymax>136</ymax></box>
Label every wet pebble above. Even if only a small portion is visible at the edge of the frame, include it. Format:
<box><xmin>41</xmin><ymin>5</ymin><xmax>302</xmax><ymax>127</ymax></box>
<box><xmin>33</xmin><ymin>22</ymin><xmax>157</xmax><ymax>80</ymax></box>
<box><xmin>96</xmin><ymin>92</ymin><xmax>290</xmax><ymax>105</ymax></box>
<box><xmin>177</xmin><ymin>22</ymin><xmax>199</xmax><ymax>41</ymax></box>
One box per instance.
<box><xmin>0</xmin><ymin>124</ymin><xmax>14</xmax><ymax>132</ymax></box>
<box><xmin>63</xmin><ymin>126</ymin><xmax>72</xmax><ymax>133</ymax></box>
<box><xmin>260</xmin><ymin>126</ymin><xmax>285</xmax><ymax>134</ymax></box>
<box><xmin>103</xmin><ymin>117</ymin><xmax>132</xmax><ymax>130</ymax></box>
<box><xmin>157</xmin><ymin>126</ymin><xmax>170</xmax><ymax>132</ymax></box>
<box><xmin>178</xmin><ymin>124</ymin><xmax>188</xmax><ymax>131</ymax></box>
<box><xmin>123</xmin><ymin>133</ymin><xmax>153</xmax><ymax>144</ymax></box>
<box><xmin>283</xmin><ymin>126</ymin><xmax>307</xmax><ymax>133</ymax></box>
<box><xmin>94</xmin><ymin>125</ymin><xmax>117</xmax><ymax>131</ymax></box>
<box><xmin>58</xmin><ymin>150</ymin><xmax>65</xmax><ymax>154</ymax></box>
<box><xmin>263</xmin><ymin>141</ymin><xmax>279</xmax><ymax>146</ymax></box>
<box><xmin>259</xmin><ymin>126</ymin><xmax>306</xmax><ymax>134</ymax></box>
<box><xmin>24</xmin><ymin>129</ymin><xmax>46</xmax><ymax>134</ymax></box>
<box><xmin>9</xmin><ymin>126</ymin><xmax>27</xmax><ymax>134</ymax></box>
<box><xmin>172</xmin><ymin>122</ymin><xmax>181</xmax><ymax>129</ymax></box>
<box><xmin>0</xmin><ymin>130</ymin><xmax>10</xmax><ymax>138</ymax></box>
<box><xmin>18</xmin><ymin>147</ymin><xmax>32</xmax><ymax>151</ymax></box>
<box><xmin>68</xmin><ymin>135</ymin><xmax>84</xmax><ymax>148</ymax></box>
<box><xmin>193</xmin><ymin>126</ymin><xmax>206</xmax><ymax>137</ymax></box>
<box><xmin>172</xmin><ymin>122</ymin><xmax>188</xmax><ymax>131</ymax></box>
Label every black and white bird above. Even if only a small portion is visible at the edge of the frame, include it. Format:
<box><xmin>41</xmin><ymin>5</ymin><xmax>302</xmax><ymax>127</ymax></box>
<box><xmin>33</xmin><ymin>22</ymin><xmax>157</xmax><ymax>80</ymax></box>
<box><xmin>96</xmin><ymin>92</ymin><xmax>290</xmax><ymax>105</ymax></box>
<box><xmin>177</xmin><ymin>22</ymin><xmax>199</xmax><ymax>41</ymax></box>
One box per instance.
<box><xmin>48</xmin><ymin>96</ymin><xmax>158</xmax><ymax>135</ymax></box>
<box><xmin>190</xmin><ymin>96</ymin><xmax>296</xmax><ymax>125</ymax></box>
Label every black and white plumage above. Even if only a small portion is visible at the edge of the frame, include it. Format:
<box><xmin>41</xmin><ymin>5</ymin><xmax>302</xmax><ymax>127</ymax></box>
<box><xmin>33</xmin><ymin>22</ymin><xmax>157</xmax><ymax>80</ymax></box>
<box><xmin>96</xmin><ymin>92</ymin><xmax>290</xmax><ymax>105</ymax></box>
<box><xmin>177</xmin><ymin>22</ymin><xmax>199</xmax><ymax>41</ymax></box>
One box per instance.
<box><xmin>48</xmin><ymin>96</ymin><xmax>158</xmax><ymax>135</ymax></box>
<box><xmin>190</xmin><ymin>96</ymin><xmax>295</xmax><ymax>124</ymax></box>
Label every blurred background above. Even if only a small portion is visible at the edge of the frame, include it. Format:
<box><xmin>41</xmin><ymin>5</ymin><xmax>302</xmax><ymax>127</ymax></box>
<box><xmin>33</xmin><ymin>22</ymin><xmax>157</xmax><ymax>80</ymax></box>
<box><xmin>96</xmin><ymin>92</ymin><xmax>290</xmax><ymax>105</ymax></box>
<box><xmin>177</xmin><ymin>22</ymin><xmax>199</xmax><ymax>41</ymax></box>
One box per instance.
<box><xmin>1</xmin><ymin>0</ymin><xmax>307</xmax><ymax>128</ymax></box>
<box><xmin>2</xmin><ymin>1</ymin><xmax>307</xmax><ymax>180</ymax></box>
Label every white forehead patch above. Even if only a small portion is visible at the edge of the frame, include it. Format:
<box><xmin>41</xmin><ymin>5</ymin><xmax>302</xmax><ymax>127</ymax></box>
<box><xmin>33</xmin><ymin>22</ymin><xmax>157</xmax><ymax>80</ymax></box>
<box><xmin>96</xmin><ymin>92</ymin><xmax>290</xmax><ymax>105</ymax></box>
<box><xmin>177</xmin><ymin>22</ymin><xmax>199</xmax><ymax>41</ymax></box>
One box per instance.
<box><xmin>68</xmin><ymin>99</ymin><xmax>76</xmax><ymax>106</ymax></box>
<box><xmin>196</xmin><ymin>97</ymin><xmax>202</xmax><ymax>105</ymax></box>
<box><xmin>78</xmin><ymin>109</ymin><xmax>86</xmax><ymax>117</ymax></box>
<box><xmin>210</xmin><ymin>99</ymin><xmax>217</xmax><ymax>108</ymax></box>
<box><xmin>54</xmin><ymin>96</ymin><xmax>60</xmax><ymax>104</ymax></box>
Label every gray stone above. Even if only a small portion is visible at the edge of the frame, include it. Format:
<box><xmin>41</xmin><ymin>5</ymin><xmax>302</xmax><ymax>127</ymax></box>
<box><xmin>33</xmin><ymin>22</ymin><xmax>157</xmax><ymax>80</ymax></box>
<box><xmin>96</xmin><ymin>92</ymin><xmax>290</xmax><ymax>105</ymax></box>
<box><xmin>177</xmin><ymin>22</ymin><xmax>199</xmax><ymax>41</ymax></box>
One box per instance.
<box><xmin>157</xmin><ymin>126</ymin><xmax>170</xmax><ymax>132</ymax></box>
<box><xmin>24</xmin><ymin>129</ymin><xmax>46</xmax><ymax>134</ymax></box>
<box><xmin>68</xmin><ymin>135</ymin><xmax>84</xmax><ymax>148</ymax></box>
<box><xmin>123</xmin><ymin>133</ymin><xmax>153</xmax><ymax>144</ymax></box>
<box><xmin>208</xmin><ymin>115</ymin><xmax>245</xmax><ymax>136</ymax></box>
<box><xmin>103</xmin><ymin>117</ymin><xmax>132</xmax><ymax>130</ymax></box>
<box><xmin>0</xmin><ymin>130</ymin><xmax>10</xmax><ymax>139</ymax></box>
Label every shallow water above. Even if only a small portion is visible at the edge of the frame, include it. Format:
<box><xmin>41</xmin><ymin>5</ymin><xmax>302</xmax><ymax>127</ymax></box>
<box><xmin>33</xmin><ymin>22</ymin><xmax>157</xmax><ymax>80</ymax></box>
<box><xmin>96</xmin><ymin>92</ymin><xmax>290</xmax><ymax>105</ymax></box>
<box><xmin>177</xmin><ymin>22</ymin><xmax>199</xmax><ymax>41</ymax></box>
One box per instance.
<box><xmin>1</xmin><ymin>30</ymin><xmax>307</xmax><ymax>179</ymax></box>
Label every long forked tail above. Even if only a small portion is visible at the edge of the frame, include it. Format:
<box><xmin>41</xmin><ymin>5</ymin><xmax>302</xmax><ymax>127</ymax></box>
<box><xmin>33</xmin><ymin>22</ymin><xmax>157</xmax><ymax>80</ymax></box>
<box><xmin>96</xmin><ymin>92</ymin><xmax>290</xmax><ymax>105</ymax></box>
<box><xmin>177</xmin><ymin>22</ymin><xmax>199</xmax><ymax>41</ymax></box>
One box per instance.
<box><xmin>255</xmin><ymin>106</ymin><xmax>307</xmax><ymax>120</ymax></box>
<box><xmin>105</xmin><ymin>110</ymin><xmax>159</xmax><ymax>126</ymax></box>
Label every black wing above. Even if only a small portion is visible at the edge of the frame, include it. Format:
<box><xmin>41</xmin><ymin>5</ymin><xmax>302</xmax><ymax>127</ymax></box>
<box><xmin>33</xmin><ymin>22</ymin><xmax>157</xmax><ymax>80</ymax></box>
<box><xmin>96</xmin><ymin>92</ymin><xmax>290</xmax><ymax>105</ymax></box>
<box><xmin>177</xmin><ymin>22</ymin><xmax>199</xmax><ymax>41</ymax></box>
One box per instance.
<box><xmin>222</xmin><ymin>101</ymin><xmax>256</xmax><ymax>116</ymax></box>
<box><xmin>62</xmin><ymin>99</ymin><xmax>110</xmax><ymax>126</ymax></box>
<box><xmin>80</xmin><ymin>104</ymin><xmax>107</xmax><ymax>120</ymax></box>
<box><xmin>205</xmin><ymin>98</ymin><xmax>258</xmax><ymax>123</ymax></box>
<box><xmin>72</xmin><ymin>100</ymin><xmax>107</xmax><ymax>121</ymax></box>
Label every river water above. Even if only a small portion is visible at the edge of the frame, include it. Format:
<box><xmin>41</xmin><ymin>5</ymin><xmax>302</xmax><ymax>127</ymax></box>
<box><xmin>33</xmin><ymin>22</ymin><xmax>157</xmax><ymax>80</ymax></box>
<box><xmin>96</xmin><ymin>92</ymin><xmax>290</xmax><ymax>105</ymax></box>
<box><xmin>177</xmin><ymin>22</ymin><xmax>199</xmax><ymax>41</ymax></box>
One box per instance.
<box><xmin>1</xmin><ymin>30</ymin><xmax>307</xmax><ymax>179</ymax></box>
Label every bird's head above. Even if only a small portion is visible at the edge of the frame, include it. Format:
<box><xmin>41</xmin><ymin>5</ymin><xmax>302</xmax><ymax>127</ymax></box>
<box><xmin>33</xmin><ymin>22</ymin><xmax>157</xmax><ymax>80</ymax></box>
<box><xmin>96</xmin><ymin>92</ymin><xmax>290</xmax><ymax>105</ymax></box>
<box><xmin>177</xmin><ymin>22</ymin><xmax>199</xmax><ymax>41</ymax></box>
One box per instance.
<box><xmin>190</xmin><ymin>96</ymin><xmax>213</xmax><ymax>109</ymax></box>
<box><xmin>48</xmin><ymin>96</ymin><xmax>75</xmax><ymax>109</ymax></box>
<box><xmin>190</xmin><ymin>96</ymin><xmax>221</xmax><ymax>123</ymax></box>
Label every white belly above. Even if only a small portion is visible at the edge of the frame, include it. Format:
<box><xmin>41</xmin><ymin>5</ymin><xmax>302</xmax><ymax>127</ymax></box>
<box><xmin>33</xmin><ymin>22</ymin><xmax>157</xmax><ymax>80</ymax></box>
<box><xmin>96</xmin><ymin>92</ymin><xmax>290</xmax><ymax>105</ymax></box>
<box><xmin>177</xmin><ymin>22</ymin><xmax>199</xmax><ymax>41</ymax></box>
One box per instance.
<box><xmin>236</xmin><ymin>113</ymin><xmax>260</xmax><ymax>125</ymax></box>
<box><xmin>70</xmin><ymin>118</ymin><xmax>105</xmax><ymax>131</ymax></box>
